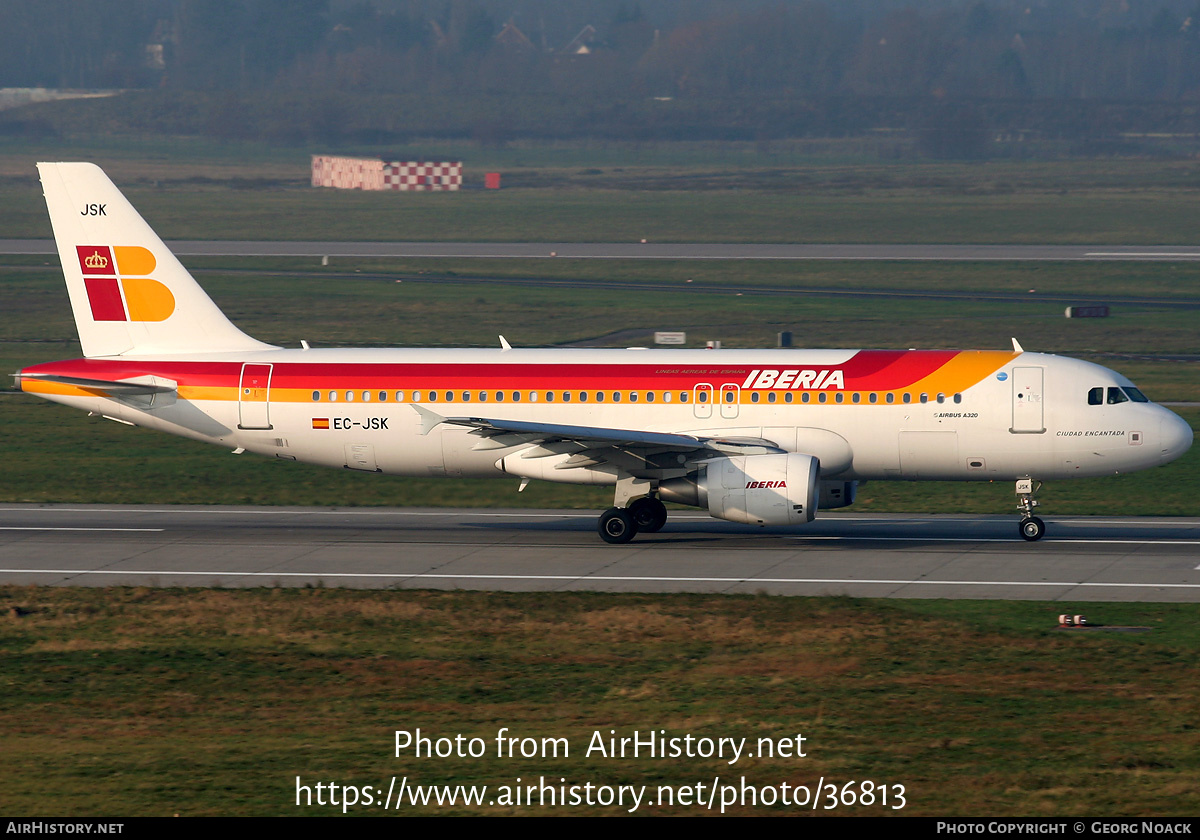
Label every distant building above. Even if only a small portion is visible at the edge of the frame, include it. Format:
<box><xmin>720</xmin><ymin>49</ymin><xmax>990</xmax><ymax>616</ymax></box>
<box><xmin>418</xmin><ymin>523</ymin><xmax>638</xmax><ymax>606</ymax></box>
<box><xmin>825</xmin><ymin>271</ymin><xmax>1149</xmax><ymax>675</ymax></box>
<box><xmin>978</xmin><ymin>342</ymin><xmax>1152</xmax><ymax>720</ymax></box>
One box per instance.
<box><xmin>311</xmin><ymin>156</ymin><xmax>462</xmax><ymax>191</ymax></box>
<box><xmin>495</xmin><ymin>21</ymin><xmax>535</xmax><ymax>52</ymax></box>
<box><xmin>562</xmin><ymin>25</ymin><xmax>599</xmax><ymax>55</ymax></box>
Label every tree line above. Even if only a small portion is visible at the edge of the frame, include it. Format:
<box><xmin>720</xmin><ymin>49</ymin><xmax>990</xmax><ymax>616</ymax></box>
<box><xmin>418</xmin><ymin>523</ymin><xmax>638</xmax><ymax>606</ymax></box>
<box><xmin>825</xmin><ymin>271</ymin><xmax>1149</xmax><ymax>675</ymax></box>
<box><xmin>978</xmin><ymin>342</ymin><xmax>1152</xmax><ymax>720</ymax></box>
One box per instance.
<box><xmin>7</xmin><ymin>1</ymin><xmax>1200</xmax><ymax>147</ymax></box>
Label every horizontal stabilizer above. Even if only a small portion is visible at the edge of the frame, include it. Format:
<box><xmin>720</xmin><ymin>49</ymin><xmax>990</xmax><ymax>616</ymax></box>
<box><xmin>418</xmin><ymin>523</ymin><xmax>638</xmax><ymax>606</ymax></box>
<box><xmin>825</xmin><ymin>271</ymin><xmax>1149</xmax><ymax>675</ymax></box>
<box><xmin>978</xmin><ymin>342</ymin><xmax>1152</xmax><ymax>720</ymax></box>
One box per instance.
<box><xmin>18</xmin><ymin>372</ymin><xmax>177</xmax><ymax>396</ymax></box>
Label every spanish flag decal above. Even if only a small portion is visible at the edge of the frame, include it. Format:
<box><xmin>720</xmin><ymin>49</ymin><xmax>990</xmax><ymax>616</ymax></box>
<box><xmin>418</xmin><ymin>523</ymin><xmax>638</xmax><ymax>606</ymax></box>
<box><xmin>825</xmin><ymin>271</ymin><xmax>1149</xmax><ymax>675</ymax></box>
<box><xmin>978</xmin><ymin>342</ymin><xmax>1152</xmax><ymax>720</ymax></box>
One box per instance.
<box><xmin>312</xmin><ymin>418</ymin><xmax>330</xmax><ymax>430</ymax></box>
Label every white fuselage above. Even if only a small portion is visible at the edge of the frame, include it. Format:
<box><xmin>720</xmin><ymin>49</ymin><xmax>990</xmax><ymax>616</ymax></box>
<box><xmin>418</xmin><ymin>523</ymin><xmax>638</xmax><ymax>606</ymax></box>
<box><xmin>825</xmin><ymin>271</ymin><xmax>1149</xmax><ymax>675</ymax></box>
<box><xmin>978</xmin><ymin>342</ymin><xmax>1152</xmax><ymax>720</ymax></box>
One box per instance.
<box><xmin>23</xmin><ymin>347</ymin><xmax>1193</xmax><ymax>486</ymax></box>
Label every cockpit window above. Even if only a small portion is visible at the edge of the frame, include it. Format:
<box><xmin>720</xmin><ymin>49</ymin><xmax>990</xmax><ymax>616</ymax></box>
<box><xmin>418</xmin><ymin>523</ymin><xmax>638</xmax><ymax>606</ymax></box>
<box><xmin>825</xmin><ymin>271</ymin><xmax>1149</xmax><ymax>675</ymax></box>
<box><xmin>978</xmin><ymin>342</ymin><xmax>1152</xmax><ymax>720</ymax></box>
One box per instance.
<box><xmin>1106</xmin><ymin>387</ymin><xmax>1129</xmax><ymax>405</ymax></box>
<box><xmin>1087</xmin><ymin>387</ymin><xmax>1103</xmax><ymax>405</ymax></box>
<box><xmin>1123</xmin><ymin>387</ymin><xmax>1149</xmax><ymax>403</ymax></box>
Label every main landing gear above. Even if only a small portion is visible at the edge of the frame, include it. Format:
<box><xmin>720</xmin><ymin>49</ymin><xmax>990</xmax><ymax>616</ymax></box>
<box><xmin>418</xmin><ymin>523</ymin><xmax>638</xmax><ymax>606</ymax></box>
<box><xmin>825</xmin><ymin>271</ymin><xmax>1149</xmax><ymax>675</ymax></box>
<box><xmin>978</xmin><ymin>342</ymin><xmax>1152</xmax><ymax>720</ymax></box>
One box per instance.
<box><xmin>1016</xmin><ymin>478</ymin><xmax>1045</xmax><ymax>541</ymax></box>
<box><xmin>597</xmin><ymin>496</ymin><xmax>667</xmax><ymax>544</ymax></box>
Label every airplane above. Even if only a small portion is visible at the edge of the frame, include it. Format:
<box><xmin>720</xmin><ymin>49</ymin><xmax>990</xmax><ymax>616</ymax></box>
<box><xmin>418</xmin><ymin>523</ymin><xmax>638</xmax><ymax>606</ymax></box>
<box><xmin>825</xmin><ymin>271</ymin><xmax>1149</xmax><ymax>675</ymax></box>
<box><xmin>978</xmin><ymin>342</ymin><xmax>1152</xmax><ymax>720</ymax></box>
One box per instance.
<box><xmin>16</xmin><ymin>162</ymin><xmax>1194</xmax><ymax>544</ymax></box>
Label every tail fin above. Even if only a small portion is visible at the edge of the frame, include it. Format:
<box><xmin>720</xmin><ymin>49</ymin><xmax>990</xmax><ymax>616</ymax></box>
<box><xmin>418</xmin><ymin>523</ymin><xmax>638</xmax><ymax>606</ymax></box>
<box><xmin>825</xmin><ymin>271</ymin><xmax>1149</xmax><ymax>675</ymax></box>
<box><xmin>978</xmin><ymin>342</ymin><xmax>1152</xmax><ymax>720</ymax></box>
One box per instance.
<box><xmin>37</xmin><ymin>162</ymin><xmax>276</xmax><ymax>358</ymax></box>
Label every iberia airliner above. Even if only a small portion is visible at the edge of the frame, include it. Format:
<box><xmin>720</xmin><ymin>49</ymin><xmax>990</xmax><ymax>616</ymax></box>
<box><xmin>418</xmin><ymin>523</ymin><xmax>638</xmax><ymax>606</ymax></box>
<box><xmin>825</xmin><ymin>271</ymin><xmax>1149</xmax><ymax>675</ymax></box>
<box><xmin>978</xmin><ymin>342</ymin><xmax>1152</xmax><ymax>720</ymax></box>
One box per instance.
<box><xmin>17</xmin><ymin>163</ymin><xmax>1193</xmax><ymax>543</ymax></box>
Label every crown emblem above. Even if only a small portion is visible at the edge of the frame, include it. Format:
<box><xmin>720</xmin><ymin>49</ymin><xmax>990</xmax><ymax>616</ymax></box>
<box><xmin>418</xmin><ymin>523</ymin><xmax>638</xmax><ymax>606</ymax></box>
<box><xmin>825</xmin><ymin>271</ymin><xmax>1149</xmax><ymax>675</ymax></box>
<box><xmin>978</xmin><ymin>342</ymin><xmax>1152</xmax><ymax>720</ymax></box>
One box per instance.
<box><xmin>84</xmin><ymin>252</ymin><xmax>108</xmax><ymax>269</ymax></box>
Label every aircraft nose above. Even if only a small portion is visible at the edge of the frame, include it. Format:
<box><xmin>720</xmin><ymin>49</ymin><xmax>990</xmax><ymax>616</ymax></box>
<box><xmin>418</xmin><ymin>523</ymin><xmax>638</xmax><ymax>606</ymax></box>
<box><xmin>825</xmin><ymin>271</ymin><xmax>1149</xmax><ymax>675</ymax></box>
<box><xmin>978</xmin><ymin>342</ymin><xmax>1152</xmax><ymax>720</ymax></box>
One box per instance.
<box><xmin>1159</xmin><ymin>411</ymin><xmax>1194</xmax><ymax>464</ymax></box>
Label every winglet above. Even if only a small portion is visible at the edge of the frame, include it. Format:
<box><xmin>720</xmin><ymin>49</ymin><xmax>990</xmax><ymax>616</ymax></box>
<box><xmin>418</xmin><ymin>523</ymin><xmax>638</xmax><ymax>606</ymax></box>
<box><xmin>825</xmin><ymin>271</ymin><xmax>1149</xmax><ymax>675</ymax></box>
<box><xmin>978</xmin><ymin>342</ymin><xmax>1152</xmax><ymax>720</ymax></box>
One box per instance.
<box><xmin>411</xmin><ymin>404</ymin><xmax>446</xmax><ymax>435</ymax></box>
<box><xmin>1011</xmin><ymin>337</ymin><xmax>1024</xmax><ymax>353</ymax></box>
<box><xmin>499</xmin><ymin>335</ymin><xmax>512</xmax><ymax>351</ymax></box>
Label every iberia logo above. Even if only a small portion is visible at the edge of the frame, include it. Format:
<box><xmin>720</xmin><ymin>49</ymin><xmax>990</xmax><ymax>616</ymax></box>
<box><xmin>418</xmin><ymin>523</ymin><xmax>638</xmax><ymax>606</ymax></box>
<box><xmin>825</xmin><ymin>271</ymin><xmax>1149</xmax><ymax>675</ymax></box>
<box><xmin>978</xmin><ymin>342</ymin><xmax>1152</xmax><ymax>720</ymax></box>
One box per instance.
<box><xmin>77</xmin><ymin>245</ymin><xmax>175</xmax><ymax>322</ymax></box>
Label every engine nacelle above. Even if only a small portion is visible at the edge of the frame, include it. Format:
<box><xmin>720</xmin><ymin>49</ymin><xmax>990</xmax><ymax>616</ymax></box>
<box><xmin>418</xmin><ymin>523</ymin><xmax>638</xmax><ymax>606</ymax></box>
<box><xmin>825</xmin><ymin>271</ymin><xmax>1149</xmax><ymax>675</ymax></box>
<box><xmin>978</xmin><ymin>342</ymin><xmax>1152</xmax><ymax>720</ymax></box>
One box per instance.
<box><xmin>818</xmin><ymin>480</ymin><xmax>857</xmax><ymax>510</ymax></box>
<box><xmin>659</xmin><ymin>453</ymin><xmax>819</xmax><ymax>527</ymax></box>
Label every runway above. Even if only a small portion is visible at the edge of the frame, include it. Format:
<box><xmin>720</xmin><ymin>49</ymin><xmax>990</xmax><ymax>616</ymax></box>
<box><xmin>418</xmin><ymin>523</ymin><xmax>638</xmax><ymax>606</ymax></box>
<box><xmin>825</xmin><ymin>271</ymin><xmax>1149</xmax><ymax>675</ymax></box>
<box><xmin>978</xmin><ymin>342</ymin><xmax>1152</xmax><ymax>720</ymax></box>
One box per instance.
<box><xmin>8</xmin><ymin>239</ymin><xmax>1200</xmax><ymax>261</ymax></box>
<box><xmin>3</xmin><ymin>505</ymin><xmax>1199</xmax><ymax>602</ymax></box>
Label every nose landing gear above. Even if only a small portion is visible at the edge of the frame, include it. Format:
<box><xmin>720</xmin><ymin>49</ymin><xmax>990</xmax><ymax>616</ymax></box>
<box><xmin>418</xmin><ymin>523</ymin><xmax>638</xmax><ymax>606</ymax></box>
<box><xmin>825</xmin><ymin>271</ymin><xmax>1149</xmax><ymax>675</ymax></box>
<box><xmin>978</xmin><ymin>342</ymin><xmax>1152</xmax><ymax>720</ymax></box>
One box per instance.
<box><xmin>1016</xmin><ymin>478</ymin><xmax>1045</xmax><ymax>541</ymax></box>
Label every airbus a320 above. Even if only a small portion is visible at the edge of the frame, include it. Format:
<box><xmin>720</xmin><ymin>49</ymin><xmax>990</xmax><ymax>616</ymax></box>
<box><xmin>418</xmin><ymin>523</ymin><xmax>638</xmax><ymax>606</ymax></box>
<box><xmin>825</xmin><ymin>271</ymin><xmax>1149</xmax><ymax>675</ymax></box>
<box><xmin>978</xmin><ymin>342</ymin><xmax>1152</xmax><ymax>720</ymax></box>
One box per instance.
<box><xmin>18</xmin><ymin>163</ymin><xmax>1193</xmax><ymax>543</ymax></box>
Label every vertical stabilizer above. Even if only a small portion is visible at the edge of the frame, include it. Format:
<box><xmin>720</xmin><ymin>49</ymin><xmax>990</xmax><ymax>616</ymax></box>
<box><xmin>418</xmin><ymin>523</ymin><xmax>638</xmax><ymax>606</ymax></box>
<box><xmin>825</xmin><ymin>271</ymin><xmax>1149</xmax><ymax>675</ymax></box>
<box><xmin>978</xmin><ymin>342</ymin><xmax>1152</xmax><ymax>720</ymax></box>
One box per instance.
<box><xmin>37</xmin><ymin>162</ymin><xmax>276</xmax><ymax>357</ymax></box>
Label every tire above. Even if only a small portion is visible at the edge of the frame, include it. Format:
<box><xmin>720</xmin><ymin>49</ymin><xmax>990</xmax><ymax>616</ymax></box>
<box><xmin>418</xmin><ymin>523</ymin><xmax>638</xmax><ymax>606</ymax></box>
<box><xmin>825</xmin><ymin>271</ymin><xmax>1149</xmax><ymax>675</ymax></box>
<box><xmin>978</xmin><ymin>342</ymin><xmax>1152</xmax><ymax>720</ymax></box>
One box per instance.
<box><xmin>1019</xmin><ymin>516</ymin><xmax>1046</xmax><ymax>542</ymax></box>
<box><xmin>598</xmin><ymin>507</ymin><xmax>638</xmax><ymax>544</ymax></box>
<box><xmin>628</xmin><ymin>498</ymin><xmax>668</xmax><ymax>533</ymax></box>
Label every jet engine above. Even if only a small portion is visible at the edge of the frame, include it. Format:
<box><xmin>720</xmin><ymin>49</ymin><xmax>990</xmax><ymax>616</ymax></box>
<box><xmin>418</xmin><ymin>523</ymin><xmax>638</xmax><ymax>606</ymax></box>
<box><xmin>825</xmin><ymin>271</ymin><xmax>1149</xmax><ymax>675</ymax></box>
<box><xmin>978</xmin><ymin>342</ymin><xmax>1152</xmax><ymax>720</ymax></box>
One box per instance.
<box><xmin>659</xmin><ymin>453</ymin><xmax>819</xmax><ymax>526</ymax></box>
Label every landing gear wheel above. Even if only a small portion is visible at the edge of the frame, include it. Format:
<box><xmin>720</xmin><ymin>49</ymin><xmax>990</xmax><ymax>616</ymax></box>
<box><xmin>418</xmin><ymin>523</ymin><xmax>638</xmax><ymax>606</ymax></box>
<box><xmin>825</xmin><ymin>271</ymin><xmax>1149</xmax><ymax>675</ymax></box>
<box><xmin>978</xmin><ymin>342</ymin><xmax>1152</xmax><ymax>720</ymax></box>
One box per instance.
<box><xmin>1019</xmin><ymin>516</ymin><xmax>1046</xmax><ymax>542</ymax></box>
<box><xmin>598</xmin><ymin>507</ymin><xmax>638</xmax><ymax>544</ymax></box>
<box><xmin>628</xmin><ymin>498</ymin><xmax>668</xmax><ymax>533</ymax></box>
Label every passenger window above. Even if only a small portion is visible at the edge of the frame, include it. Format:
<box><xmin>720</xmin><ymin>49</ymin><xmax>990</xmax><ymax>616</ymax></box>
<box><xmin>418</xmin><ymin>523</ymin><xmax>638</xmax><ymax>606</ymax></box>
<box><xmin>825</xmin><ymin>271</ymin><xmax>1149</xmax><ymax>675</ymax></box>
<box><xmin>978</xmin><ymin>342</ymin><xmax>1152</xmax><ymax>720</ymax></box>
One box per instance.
<box><xmin>1088</xmin><ymin>387</ymin><xmax>1103</xmax><ymax>405</ymax></box>
<box><xmin>312</xmin><ymin>391</ymin><xmax>320</xmax><ymax>401</ymax></box>
<box><xmin>346</xmin><ymin>391</ymin><xmax>354</xmax><ymax>402</ymax></box>
<box><xmin>329</xmin><ymin>391</ymin><xmax>337</xmax><ymax>401</ymax></box>
<box><xmin>363</xmin><ymin>391</ymin><xmax>371</xmax><ymax>402</ymax></box>
<box><xmin>679</xmin><ymin>393</ymin><xmax>688</xmax><ymax>403</ymax></box>
<box><xmin>953</xmin><ymin>393</ymin><xmax>962</xmax><ymax>404</ymax></box>
<box><xmin>903</xmin><ymin>393</ymin><xmax>912</xmax><ymax>404</ymax></box>
<box><xmin>462</xmin><ymin>392</ymin><xmax>471</xmax><ymax>402</ymax></box>
<box><xmin>920</xmin><ymin>393</ymin><xmax>928</xmax><ymax>404</ymax></box>
<box><xmin>395</xmin><ymin>391</ymin><xmax>404</xmax><ymax>402</ymax></box>
<box><xmin>751</xmin><ymin>392</ymin><xmax>760</xmax><ymax>403</ymax></box>
<box><xmin>378</xmin><ymin>391</ymin><xmax>387</xmax><ymax>402</ymax></box>
<box><xmin>886</xmin><ymin>393</ymin><xmax>895</xmax><ymax>404</ymax></box>
<box><xmin>1107</xmin><ymin>387</ymin><xmax>1129</xmax><ymax>405</ymax></box>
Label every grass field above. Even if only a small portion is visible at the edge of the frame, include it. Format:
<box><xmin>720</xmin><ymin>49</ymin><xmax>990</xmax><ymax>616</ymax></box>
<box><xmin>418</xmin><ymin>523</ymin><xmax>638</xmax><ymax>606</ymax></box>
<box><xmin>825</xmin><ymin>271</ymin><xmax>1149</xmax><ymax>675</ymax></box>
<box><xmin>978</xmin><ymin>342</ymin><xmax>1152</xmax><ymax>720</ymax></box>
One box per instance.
<box><xmin>6</xmin><ymin>144</ymin><xmax>1200</xmax><ymax>244</ymax></box>
<box><xmin>2</xmin><ymin>587</ymin><xmax>1198</xmax><ymax>816</ymax></box>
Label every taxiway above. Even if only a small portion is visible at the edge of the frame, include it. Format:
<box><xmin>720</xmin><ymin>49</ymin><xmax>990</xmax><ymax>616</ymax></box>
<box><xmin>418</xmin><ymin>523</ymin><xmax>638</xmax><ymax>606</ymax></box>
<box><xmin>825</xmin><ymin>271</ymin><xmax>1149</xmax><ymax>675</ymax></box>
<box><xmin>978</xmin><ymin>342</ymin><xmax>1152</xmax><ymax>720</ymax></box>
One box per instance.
<box><xmin>2</xmin><ymin>506</ymin><xmax>1199</xmax><ymax>602</ymax></box>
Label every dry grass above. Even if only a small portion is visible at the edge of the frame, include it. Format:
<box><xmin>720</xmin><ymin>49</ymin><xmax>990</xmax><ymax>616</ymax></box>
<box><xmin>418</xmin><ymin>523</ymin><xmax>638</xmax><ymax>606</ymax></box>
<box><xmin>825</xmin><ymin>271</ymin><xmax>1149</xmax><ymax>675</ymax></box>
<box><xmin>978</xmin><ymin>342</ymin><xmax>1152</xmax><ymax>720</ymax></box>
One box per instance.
<box><xmin>2</xmin><ymin>587</ymin><xmax>1198</xmax><ymax>815</ymax></box>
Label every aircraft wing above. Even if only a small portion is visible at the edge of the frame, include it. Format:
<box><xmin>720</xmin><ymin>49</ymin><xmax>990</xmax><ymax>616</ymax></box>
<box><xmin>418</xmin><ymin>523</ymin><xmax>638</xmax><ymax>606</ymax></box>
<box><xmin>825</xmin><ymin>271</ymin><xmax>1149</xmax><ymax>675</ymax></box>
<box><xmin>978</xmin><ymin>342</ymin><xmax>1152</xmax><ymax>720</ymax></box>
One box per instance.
<box><xmin>412</xmin><ymin>405</ymin><xmax>784</xmax><ymax>469</ymax></box>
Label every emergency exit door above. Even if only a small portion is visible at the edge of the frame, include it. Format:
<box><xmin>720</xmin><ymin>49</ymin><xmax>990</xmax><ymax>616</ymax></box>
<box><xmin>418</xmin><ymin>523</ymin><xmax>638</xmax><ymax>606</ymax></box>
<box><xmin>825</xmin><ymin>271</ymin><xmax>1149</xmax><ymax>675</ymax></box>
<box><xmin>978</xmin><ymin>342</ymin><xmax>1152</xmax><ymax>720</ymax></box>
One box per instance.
<box><xmin>1010</xmin><ymin>366</ymin><xmax>1044</xmax><ymax>434</ymax></box>
<box><xmin>238</xmin><ymin>363</ymin><xmax>273</xmax><ymax>430</ymax></box>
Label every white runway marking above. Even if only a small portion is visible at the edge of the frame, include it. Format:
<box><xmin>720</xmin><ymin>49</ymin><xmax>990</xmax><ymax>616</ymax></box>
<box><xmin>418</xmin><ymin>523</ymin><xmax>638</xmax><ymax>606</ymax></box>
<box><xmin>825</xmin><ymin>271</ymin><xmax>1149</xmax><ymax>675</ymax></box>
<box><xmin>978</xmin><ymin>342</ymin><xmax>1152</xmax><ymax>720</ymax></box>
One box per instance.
<box><xmin>0</xmin><ymin>527</ymin><xmax>165</xmax><ymax>532</ymax></box>
<box><xmin>1085</xmin><ymin>251</ymin><xmax>1200</xmax><ymax>257</ymax></box>
<box><xmin>2</xmin><ymin>568</ymin><xmax>1199</xmax><ymax>590</ymax></box>
<box><xmin>797</xmin><ymin>536</ymin><xmax>1200</xmax><ymax>546</ymax></box>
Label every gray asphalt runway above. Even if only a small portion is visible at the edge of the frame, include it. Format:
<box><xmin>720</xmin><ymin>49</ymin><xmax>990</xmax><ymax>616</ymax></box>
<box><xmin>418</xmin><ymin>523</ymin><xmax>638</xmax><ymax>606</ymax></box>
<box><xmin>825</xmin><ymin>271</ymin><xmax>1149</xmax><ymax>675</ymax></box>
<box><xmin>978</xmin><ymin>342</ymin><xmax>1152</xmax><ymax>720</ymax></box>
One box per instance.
<box><xmin>3</xmin><ymin>505</ymin><xmax>1199</xmax><ymax>602</ymax></box>
<box><xmin>6</xmin><ymin>240</ymin><xmax>1200</xmax><ymax>261</ymax></box>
